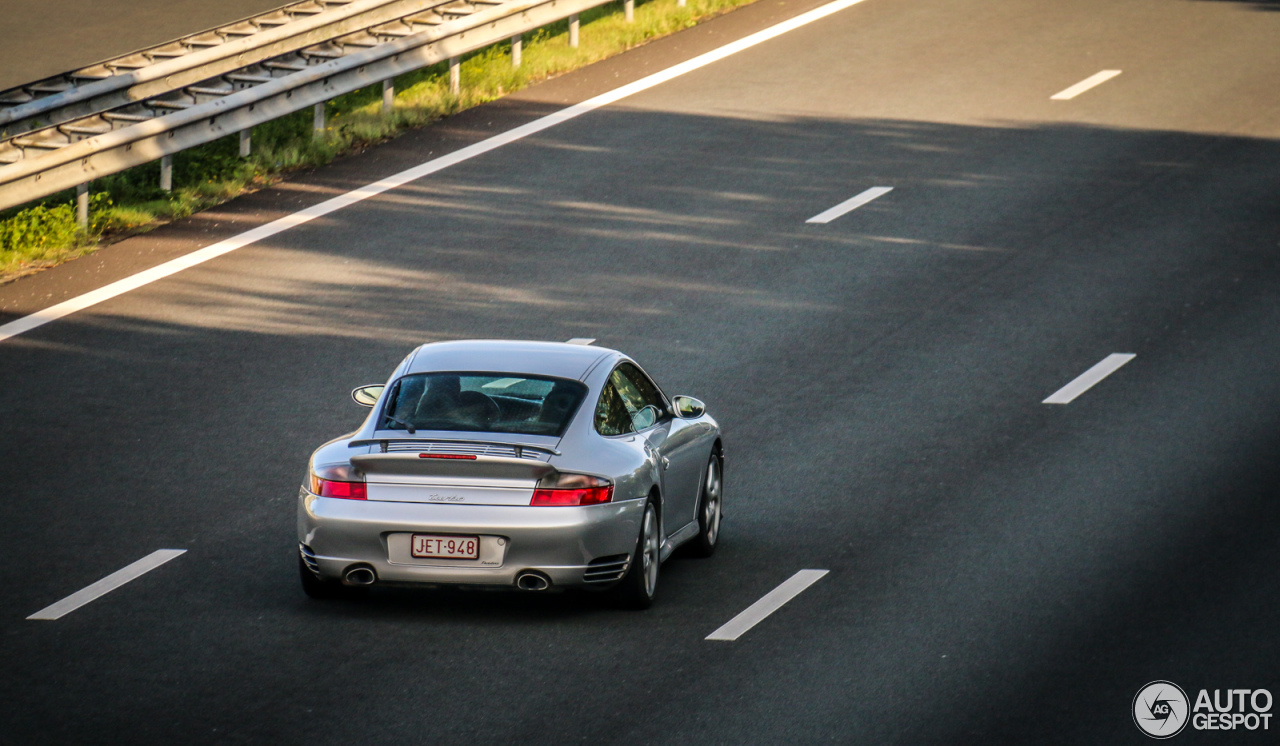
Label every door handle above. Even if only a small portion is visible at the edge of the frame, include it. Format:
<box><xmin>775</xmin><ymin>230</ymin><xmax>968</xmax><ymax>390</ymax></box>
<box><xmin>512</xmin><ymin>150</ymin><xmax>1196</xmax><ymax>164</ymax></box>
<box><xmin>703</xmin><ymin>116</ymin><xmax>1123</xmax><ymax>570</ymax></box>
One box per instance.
<box><xmin>661</xmin><ymin>456</ymin><xmax>670</xmax><ymax>470</ymax></box>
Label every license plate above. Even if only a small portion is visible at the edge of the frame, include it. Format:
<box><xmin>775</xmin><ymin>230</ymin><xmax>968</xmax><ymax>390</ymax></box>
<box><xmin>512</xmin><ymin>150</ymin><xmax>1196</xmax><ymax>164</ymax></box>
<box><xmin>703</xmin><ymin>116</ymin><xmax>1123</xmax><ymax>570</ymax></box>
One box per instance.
<box><xmin>411</xmin><ymin>534</ymin><xmax>480</xmax><ymax>559</ymax></box>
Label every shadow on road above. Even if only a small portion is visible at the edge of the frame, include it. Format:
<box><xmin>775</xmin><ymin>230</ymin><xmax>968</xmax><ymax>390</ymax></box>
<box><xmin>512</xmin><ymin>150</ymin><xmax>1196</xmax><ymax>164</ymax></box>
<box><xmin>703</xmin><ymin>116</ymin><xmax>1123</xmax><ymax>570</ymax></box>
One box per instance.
<box><xmin>2</xmin><ymin>109</ymin><xmax>1279</xmax><ymax>743</ymax></box>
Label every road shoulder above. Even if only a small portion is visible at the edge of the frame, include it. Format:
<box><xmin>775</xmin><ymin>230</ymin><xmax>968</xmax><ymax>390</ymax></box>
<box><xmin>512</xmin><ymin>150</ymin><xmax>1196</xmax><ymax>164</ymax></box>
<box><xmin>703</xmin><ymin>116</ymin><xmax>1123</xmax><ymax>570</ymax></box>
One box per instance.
<box><xmin>0</xmin><ymin>0</ymin><xmax>839</xmax><ymax>326</ymax></box>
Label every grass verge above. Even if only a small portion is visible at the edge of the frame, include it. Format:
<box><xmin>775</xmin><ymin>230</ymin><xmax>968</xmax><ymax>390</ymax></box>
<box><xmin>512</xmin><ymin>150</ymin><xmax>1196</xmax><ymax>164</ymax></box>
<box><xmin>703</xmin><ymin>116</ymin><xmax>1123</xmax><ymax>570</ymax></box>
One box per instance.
<box><xmin>0</xmin><ymin>0</ymin><xmax>757</xmax><ymax>283</ymax></box>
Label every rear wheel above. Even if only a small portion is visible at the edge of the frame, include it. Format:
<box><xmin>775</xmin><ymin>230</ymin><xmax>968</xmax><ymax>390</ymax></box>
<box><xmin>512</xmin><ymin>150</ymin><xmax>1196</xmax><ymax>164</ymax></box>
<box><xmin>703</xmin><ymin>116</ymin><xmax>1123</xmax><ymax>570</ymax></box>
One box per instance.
<box><xmin>612</xmin><ymin>499</ymin><xmax>660</xmax><ymax>609</ymax></box>
<box><xmin>687</xmin><ymin>453</ymin><xmax>723</xmax><ymax>558</ymax></box>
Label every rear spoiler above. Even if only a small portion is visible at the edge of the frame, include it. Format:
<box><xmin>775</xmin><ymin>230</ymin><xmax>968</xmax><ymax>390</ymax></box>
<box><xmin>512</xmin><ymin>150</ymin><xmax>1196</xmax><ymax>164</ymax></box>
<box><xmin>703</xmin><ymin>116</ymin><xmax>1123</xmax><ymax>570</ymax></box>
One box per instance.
<box><xmin>348</xmin><ymin>438</ymin><xmax>561</xmax><ymax>456</ymax></box>
<box><xmin>350</xmin><ymin>452</ymin><xmax>555</xmax><ymax>480</ymax></box>
<box><xmin>348</xmin><ymin>437</ymin><xmax>561</xmax><ymax>480</ymax></box>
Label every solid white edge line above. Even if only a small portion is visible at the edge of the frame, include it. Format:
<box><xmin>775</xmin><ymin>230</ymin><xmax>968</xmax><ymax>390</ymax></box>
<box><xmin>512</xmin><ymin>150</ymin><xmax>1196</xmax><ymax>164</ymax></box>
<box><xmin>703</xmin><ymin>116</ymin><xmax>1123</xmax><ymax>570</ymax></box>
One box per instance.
<box><xmin>806</xmin><ymin>186</ymin><xmax>893</xmax><ymax>224</ymax></box>
<box><xmin>565</xmin><ymin>337</ymin><xmax>596</xmax><ymax>345</ymax></box>
<box><xmin>1043</xmin><ymin>353</ymin><xmax>1135</xmax><ymax>404</ymax></box>
<box><xmin>706</xmin><ymin>568</ymin><xmax>828</xmax><ymax>641</ymax></box>
<box><xmin>0</xmin><ymin>0</ymin><xmax>876</xmax><ymax>345</ymax></box>
<box><xmin>27</xmin><ymin>549</ymin><xmax>187</xmax><ymax>620</ymax></box>
<box><xmin>1050</xmin><ymin>69</ymin><xmax>1122</xmax><ymax>100</ymax></box>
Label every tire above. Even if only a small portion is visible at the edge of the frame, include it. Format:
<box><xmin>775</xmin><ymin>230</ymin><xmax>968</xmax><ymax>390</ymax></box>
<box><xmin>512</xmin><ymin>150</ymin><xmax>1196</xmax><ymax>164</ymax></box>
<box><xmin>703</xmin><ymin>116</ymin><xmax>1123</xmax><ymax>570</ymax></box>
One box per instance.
<box><xmin>298</xmin><ymin>554</ymin><xmax>364</xmax><ymax>600</ymax></box>
<box><xmin>687</xmin><ymin>453</ymin><xmax>723</xmax><ymax>558</ymax></box>
<box><xmin>612</xmin><ymin>499</ymin><xmax>661</xmax><ymax>610</ymax></box>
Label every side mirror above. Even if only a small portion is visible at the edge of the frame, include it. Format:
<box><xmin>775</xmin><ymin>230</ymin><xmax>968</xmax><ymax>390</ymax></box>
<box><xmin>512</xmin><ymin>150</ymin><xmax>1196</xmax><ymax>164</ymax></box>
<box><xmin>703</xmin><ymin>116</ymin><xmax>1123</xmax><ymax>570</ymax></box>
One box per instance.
<box><xmin>672</xmin><ymin>395</ymin><xmax>705</xmax><ymax>419</ymax></box>
<box><xmin>631</xmin><ymin>404</ymin><xmax>659</xmax><ymax>431</ymax></box>
<box><xmin>351</xmin><ymin>384</ymin><xmax>385</xmax><ymax>407</ymax></box>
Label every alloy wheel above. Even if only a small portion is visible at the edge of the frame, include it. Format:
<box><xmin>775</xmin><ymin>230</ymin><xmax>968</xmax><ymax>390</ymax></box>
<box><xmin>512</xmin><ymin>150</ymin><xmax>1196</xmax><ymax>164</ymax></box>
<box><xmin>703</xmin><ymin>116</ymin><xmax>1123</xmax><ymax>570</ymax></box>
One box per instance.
<box><xmin>642</xmin><ymin>504</ymin><xmax>659</xmax><ymax>596</ymax></box>
<box><xmin>703</xmin><ymin>458</ymin><xmax>722</xmax><ymax>545</ymax></box>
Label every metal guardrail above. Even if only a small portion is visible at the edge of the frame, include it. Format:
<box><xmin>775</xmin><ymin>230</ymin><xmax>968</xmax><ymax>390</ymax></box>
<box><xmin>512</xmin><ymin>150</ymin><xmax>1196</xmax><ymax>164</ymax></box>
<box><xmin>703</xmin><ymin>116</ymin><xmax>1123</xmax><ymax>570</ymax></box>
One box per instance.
<box><xmin>0</xmin><ymin>0</ymin><xmax>635</xmax><ymax>216</ymax></box>
<box><xmin>0</xmin><ymin>0</ymin><xmax>453</xmax><ymax>140</ymax></box>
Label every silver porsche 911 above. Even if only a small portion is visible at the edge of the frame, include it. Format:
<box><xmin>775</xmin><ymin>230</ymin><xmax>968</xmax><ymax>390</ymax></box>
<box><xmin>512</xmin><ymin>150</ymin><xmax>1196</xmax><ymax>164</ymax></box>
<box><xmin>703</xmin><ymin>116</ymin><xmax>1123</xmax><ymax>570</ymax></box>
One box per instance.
<box><xmin>296</xmin><ymin>340</ymin><xmax>723</xmax><ymax>608</ymax></box>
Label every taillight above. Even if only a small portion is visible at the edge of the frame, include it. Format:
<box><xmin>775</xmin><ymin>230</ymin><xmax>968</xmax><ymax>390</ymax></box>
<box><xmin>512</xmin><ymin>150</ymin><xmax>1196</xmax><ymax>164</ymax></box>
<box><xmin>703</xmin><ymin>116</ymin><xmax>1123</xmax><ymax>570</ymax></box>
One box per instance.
<box><xmin>312</xmin><ymin>477</ymin><xmax>367</xmax><ymax>500</ymax></box>
<box><xmin>531</xmin><ymin>486</ymin><xmax>613</xmax><ymax>505</ymax></box>
<box><xmin>309</xmin><ymin>464</ymin><xmax>366</xmax><ymax>500</ymax></box>
<box><xmin>530</xmin><ymin>473</ymin><xmax>613</xmax><ymax>506</ymax></box>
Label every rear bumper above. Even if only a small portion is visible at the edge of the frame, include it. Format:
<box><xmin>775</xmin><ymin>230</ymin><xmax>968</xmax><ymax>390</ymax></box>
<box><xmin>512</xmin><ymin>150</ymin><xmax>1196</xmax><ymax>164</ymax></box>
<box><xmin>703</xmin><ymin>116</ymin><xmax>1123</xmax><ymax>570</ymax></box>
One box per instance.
<box><xmin>296</xmin><ymin>490</ymin><xmax>643</xmax><ymax>588</ymax></box>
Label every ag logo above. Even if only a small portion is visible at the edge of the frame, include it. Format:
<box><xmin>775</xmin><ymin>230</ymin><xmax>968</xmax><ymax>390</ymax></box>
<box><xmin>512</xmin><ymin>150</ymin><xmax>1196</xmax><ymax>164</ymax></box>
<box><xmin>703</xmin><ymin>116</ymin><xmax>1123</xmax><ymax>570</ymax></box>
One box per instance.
<box><xmin>1134</xmin><ymin>681</ymin><xmax>1190</xmax><ymax>738</ymax></box>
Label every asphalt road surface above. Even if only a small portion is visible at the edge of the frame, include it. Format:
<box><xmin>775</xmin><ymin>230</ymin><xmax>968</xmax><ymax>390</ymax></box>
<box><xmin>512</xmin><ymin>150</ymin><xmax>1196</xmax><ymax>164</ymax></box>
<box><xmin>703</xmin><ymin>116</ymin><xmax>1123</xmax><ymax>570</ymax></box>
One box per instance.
<box><xmin>0</xmin><ymin>0</ymin><xmax>290</xmax><ymax>90</ymax></box>
<box><xmin>3</xmin><ymin>0</ymin><xmax>1280</xmax><ymax>742</ymax></box>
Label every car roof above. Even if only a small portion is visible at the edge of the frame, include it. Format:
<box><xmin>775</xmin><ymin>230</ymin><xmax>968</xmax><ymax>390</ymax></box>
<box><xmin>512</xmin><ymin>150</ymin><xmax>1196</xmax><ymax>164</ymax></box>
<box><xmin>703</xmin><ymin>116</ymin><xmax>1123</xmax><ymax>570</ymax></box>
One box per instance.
<box><xmin>403</xmin><ymin>340</ymin><xmax>616</xmax><ymax>381</ymax></box>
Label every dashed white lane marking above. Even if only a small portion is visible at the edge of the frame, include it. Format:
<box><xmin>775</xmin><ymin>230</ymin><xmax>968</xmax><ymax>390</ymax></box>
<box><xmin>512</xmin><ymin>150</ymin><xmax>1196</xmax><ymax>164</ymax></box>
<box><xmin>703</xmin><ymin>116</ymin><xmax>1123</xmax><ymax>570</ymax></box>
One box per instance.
<box><xmin>1043</xmin><ymin>353</ymin><xmax>1135</xmax><ymax>404</ymax></box>
<box><xmin>27</xmin><ymin>549</ymin><xmax>186</xmax><ymax>620</ymax></box>
<box><xmin>0</xmin><ymin>0</ymin><xmax>878</xmax><ymax>345</ymax></box>
<box><xmin>706</xmin><ymin>569</ymin><xmax>828</xmax><ymax>641</ymax></box>
<box><xmin>565</xmin><ymin>338</ymin><xmax>596</xmax><ymax>345</ymax></box>
<box><xmin>1050</xmin><ymin>70</ymin><xmax>1122</xmax><ymax>100</ymax></box>
<box><xmin>805</xmin><ymin>186</ymin><xmax>893</xmax><ymax>224</ymax></box>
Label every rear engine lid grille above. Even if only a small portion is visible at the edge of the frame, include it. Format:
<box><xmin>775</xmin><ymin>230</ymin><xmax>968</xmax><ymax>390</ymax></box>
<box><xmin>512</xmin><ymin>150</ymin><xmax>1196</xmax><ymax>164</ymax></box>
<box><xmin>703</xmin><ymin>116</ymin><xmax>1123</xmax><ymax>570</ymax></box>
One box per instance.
<box><xmin>382</xmin><ymin>440</ymin><xmax>551</xmax><ymax>462</ymax></box>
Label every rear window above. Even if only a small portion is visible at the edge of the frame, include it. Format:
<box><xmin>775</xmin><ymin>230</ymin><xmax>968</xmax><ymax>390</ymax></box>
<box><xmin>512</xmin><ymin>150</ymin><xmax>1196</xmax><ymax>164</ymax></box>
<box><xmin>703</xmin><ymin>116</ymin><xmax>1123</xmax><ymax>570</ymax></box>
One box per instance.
<box><xmin>381</xmin><ymin>373</ymin><xmax>587</xmax><ymax>437</ymax></box>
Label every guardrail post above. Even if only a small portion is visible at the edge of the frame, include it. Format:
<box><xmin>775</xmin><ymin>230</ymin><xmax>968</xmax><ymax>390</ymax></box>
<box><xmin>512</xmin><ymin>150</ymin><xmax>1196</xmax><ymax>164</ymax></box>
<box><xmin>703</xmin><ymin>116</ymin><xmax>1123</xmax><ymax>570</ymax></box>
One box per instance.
<box><xmin>160</xmin><ymin>155</ymin><xmax>173</xmax><ymax>192</ymax></box>
<box><xmin>313</xmin><ymin>102</ymin><xmax>325</xmax><ymax>135</ymax></box>
<box><xmin>239</xmin><ymin>129</ymin><xmax>251</xmax><ymax>157</ymax></box>
<box><xmin>511</xmin><ymin>34</ymin><xmax>522</xmax><ymax>68</ymax></box>
<box><xmin>382</xmin><ymin>78</ymin><xmax>394</xmax><ymax>114</ymax></box>
<box><xmin>624</xmin><ymin>0</ymin><xmax>634</xmax><ymax>22</ymax></box>
<box><xmin>569</xmin><ymin>14</ymin><xmax>579</xmax><ymax>47</ymax></box>
<box><xmin>76</xmin><ymin>182</ymin><xmax>89</xmax><ymax>228</ymax></box>
<box><xmin>449</xmin><ymin>57</ymin><xmax>460</xmax><ymax>94</ymax></box>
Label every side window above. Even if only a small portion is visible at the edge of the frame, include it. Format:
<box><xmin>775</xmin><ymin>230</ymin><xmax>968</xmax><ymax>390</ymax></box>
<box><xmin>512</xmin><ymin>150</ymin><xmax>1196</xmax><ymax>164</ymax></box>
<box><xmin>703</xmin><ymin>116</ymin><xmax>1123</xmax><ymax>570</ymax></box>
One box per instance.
<box><xmin>595</xmin><ymin>382</ymin><xmax>635</xmax><ymax>436</ymax></box>
<box><xmin>616</xmin><ymin>363</ymin><xmax>666</xmax><ymax>412</ymax></box>
<box><xmin>609</xmin><ymin>363</ymin><xmax>668</xmax><ymax>431</ymax></box>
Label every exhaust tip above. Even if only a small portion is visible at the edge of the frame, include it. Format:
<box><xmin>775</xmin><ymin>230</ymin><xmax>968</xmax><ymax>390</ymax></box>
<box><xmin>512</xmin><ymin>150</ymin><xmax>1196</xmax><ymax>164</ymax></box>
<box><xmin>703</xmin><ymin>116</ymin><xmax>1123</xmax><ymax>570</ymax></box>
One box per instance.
<box><xmin>343</xmin><ymin>566</ymin><xmax>376</xmax><ymax>586</ymax></box>
<box><xmin>515</xmin><ymin>572</ymin><xmax>550</xmax><ymax>591</ymax></box>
